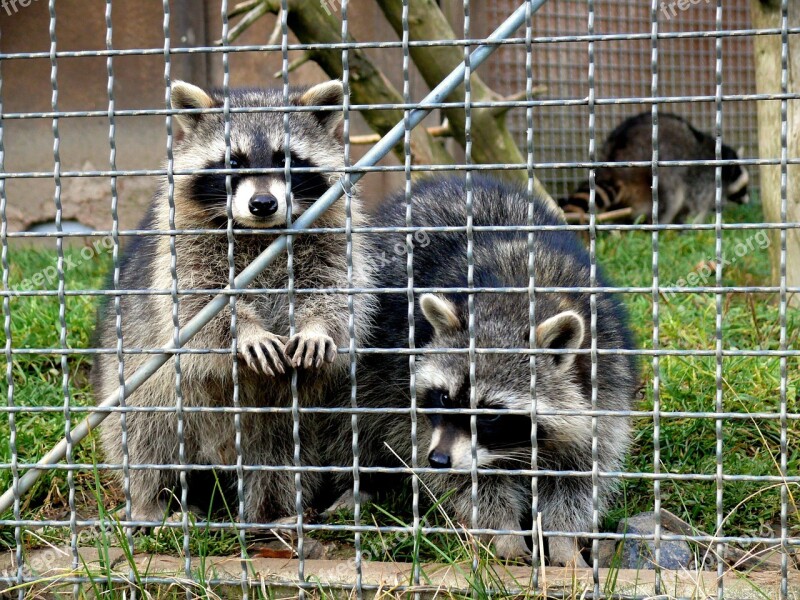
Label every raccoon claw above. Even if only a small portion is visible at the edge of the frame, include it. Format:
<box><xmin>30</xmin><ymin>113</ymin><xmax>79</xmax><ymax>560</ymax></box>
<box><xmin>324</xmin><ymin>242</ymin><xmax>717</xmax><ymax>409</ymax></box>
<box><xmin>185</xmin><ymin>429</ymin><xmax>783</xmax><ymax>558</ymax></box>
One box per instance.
<box><xmin>491</xmin><ymin>534</ymin><xmax>532</xmax><ymax>563</ymax></box>
<box><xmin>239</xmin><ymin>332</ymin><xmax>290</xmax><ymax>376</ymax></box>
<box><xmin>285</xmin><ymin>332</ymin><xmax>337</xmax><ymax>369</ymax></box>
<box><xmin>320</xmin><ymin>489</ymin><xmax>374</xmax><ymax>519</ymax></box>
<box><xmin>151</xmin><ymin>510</ymin><xmax>201</xmax><ymax>537</ymax></box>
<box><xmin>548</xmin><ymin>536</ymin><xmax>589</xmax><ymax>568</ymax></box>
<box><xmin>115</xmin><ymin>506</ymin><xmax>199</xmax><ymax>534</ymax></box>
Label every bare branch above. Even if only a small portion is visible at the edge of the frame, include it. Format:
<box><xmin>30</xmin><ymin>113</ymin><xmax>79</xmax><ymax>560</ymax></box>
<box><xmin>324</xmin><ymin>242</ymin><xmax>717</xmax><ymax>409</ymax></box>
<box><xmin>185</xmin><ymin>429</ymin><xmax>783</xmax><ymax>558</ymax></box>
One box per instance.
<box><xmin>563</xmin><ymin>207</ymin><xmax>633</xmax><ymax>223</ymax></box>
<box><xmin>374</xmin><ymin>0</ymin><xmax>554</xmax><ymax>205</ymax></box>
<box><xmin>229</xmin><ymin>0</ymin><xmax>261</xmax><ymax>19</ymax></box>
<box><xmin>218</xmin><ymin>0</ymin><xmax>274</xmax><ymax>45</ymax></box>
<box><xmin>428</xmin><ymin>118</ymin><xmax>452</xmax><ymax>138</ymax></box>
<box><xmin>272</xmin><ymin>52</ymin><xmax>312</xmax><ymax>79</ymax></box>
<box><xmin>488</xmin><ymin>86</ymin><xmax>548</xmax><ymax>119</ymax></box>
<box><xmin>350</xmin><ymin>121</ymin><xmax>453</xmax><ymax>145</ymax></box>
<box><xmin>224</xmin><ymin>0</ymin><xmax>454</xmax><ymax>167</ymax></box>
<box><xmin>267</xmin><ymin>7</ymin><xmax>284</xmax><ymax>46</ymax></box>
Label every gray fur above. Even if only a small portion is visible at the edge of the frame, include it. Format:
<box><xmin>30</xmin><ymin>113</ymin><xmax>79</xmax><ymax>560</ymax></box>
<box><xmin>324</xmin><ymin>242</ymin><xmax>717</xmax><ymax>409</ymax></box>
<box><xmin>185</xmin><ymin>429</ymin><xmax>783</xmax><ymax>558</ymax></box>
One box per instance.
<box><xmin>325</xmin><ymin>176</ymin><xmax>639</xmax><ymax>566</ymax></box>
<box><xmin>91</xmin><ymin>81</ymin><xmax>376</xmax><ymax>524</ymax></box>
<box><xmin>560</xmin><ymin>112</ymin><xmax>750</xmax><ymax>224</ymax></box>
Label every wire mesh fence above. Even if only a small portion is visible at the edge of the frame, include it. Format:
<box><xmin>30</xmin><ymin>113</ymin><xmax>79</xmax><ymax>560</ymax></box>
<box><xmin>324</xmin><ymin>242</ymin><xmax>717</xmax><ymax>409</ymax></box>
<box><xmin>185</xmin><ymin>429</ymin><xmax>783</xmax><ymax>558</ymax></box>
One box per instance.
<box><xmin>484</xmin><ymin>0</ymin><xmax>759</xmax><ymax>200</ymax></box>
<box><xmin>0</xmin><ymin>1</ymin><xmax>798</xmax><ymax>599</ymax></box>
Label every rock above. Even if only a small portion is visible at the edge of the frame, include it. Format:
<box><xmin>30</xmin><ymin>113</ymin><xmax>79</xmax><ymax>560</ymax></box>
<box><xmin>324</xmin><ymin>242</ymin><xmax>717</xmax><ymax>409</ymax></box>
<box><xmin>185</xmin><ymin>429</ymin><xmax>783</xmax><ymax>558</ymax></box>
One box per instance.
<box><xmin>617</xmin><ymin>512</ymin><xmax>693</xmax><ymax>570</ymax></box>
<box><xmin>299</xmin><ymin>538</ymin><xmax>327</xmax><ymax>559</ymax></box>
<box><xmin>596</xmin><ymin>539</ymin><xmax>619</xmax><ymax>568</ymax></box>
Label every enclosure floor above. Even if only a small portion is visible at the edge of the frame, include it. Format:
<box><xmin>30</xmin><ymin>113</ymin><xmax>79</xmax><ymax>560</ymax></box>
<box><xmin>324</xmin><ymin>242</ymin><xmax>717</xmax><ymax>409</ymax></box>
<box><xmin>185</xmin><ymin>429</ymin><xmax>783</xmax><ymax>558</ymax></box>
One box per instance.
<box><xmin>2</xmin><ymin>547</ymin><xmax>798</xmax><ymax>599</ymax></box>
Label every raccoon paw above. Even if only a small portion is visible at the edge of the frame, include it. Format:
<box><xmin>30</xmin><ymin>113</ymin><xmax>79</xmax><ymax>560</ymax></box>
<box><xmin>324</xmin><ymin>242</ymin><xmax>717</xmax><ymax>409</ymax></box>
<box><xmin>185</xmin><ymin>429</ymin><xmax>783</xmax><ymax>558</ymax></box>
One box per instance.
<box><xmin>285</xmin><ymin>331</ymin><xmax>337</xmax><ymax>369</ymax></box>
<box><xmin>491</xmin><ymin>533</ymin><xmax>532</xmax><ymax>562</ymax></box>
<box><xmin>548</xmin><ymin>536</ymin><xmax>589</xmax><ymax>568</ymax></box>
<box><xmin>113</xmin><ymin>505</ymin><xmax>167</xmax><ymax>531</ymax></box>
<box><xmin>115</xmin><ymin>505</ymin><xmax>200</xmax><ymax>534</ymax></box>
<box><xmin>151</xmin><ymin>510</ymin><xmax>198</xmax><ymax>538</ymax></box>
<box><xmin>320</xmin><ymin>489</ymin><xmax>374</xmax><ymax>519</ymax></box>
<box><xmin>239</xmin><ymin>331</ymin><xmax>290</xmax><ymax>376</ymax></box>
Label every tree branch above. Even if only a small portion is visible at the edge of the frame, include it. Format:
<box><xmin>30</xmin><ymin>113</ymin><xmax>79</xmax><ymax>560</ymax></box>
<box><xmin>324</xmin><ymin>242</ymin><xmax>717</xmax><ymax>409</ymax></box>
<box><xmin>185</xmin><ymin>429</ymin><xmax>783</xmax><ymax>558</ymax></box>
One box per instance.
<box><xmin>221</xmin><ymin>1</ymin><xmax>272</xmax><ymax>44</ymax></box>
<box><xmin>272</xmin><ymin>51</ymin><xmax>312</xmax><ymax>79</ymax></box>
<box><xmin>225</xmin><ymin>0</ymin><xmax>454</xmax><ymax>168</ymax></box>
<box><xmin>488</xmin><ymin>86</ymin><xmax>548</xmax><ymax>119</ymax></box>
<box><xmin>350</xmin><ymin>121</ymin><xmax>453</xmax><ymax>145</ymax></box>
<box><xmin>374</xmin><ymin>0</ymin><xmax>554</xmax><ymax>205</ymax></box>
<box><xmin>229</xmin><ymin>0</ymin><xmax>261</xmax><ymax>19</ymax></box>
<box><xmin>563</xmin><ymin>207</ymin><xmax>633</xmax><ymax>224</ymax></box>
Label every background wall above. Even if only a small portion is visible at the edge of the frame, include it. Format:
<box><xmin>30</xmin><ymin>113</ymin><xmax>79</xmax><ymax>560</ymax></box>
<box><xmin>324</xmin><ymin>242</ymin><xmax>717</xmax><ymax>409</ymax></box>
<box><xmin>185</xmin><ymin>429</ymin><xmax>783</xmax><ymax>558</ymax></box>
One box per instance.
<box><xmin>1</xmin><ymin>0</ymin><xmax>757</xmax><ymax>234</ymax></box>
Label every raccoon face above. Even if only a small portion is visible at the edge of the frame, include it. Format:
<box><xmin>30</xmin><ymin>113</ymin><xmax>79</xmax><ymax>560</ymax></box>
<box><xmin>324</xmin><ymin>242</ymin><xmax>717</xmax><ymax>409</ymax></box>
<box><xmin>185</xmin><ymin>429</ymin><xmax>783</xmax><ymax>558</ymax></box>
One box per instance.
<box><xmin>722</xmin><ymin>144</ymin><xmax>750</xmax><ymax>205</ymax></box>
<box><xmin>417</xmin><ymin>294</ymin><xmax>589</xmax><ymax>470</ymax></box>
<box><xmin>168</xmin><ymin>80</ymin><xmax>344</xmax><ymax>228</ymax></box>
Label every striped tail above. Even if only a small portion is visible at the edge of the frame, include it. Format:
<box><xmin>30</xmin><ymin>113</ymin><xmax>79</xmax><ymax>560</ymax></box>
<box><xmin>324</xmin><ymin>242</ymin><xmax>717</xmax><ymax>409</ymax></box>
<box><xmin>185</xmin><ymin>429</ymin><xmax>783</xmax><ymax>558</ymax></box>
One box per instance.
<box><xmin>558</xmin><ymin>178</ymin><xmax>621</xmax><ymax>217</ymax></box>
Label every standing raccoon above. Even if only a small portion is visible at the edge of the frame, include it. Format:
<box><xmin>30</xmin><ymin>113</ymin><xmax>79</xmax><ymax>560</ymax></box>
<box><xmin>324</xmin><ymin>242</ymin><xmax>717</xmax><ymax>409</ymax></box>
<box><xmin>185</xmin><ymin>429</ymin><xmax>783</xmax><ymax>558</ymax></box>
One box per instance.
<box><xmin>560</xmin><ymin>111</ymin><xmax>749</xmax><ymax>223</ymax></box>
<box><xmin>326</xmin><ymin>176</ymin><xmax>638</xmax><ymax>566</ymax></box>
<box><xmin>91</xmin><ymin>80</ymin><xmax>375</xmax><ymax>524</ymax></box>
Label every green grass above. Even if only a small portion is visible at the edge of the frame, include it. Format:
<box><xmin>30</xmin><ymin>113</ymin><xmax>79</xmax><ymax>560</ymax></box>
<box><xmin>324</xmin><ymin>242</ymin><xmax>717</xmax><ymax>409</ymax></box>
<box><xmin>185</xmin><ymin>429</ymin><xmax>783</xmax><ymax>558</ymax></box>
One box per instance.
<box><xmin>597</xmin><ymin>201</ymin><xmax>799</xmax><ymax>538</ymax></box>
<box><xmin>0</xmin><ymin>201</ymin><xmax>798</xmax><ymax>596</ymax></box>
<box><xmin>0</xmin><ymin>246</ymin><xmax>111</xmax><ymax>550</ymax></box>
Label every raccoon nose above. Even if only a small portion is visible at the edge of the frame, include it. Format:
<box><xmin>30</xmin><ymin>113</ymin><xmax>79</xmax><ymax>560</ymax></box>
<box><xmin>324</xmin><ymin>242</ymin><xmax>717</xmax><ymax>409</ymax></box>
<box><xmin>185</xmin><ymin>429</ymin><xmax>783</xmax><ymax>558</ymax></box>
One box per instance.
<box><xmin>249</xmin><ymin>194</ymin><xmax>279</xmax><ymax>217</ymax></box>
<box><xmin>428</xmin><ymin>450</ymin><xmax>452</xmax><ymax>469</ymax></box>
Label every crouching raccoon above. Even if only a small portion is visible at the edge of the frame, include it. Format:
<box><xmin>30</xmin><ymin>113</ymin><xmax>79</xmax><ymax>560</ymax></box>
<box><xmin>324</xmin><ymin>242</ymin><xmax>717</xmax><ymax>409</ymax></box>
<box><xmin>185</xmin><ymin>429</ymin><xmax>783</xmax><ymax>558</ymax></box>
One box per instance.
<box><xmin>91</xmin><ymin>80</ymin><xmax>375</xmax><ymax>525</ymax></box>
<box><xmin>326</xmin><ymin>176</ymin><xmax>638</xmax><ymax>566</ymax></box>
<box><xmin>560</xmin><ymin>111</ymin><xmax>749</xmax><ymax>224</ymax></box>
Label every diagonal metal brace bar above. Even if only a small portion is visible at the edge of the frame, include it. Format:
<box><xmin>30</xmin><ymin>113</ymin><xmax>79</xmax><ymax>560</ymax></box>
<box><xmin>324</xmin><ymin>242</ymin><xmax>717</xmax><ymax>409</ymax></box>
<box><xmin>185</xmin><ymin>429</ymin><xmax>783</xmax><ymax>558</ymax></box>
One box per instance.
<box><xmin>0</xmin><ymin>0</ymin><xmax>548</xmax><ymax>515</ymax></box>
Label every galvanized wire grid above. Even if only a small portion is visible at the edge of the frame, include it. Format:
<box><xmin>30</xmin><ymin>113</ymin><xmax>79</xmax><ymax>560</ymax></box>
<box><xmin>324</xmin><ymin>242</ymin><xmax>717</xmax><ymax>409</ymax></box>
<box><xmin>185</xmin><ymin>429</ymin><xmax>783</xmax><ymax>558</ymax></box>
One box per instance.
<box><xmin>486</xmin><ymin>0</ymin><xmax>759</xmax><ymax>200</ymax></box>
<box><xmin>0</xmin><ymin>1</ymin><xmax>797</xmax><ymax>599</ymax></box>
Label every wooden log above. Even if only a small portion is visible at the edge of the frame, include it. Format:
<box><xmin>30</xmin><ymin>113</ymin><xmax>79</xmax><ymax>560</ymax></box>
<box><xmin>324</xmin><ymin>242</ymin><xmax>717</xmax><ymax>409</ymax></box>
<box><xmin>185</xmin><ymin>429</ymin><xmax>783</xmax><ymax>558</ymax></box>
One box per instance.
<box><xmin>750</xmin><ymin>0</ymin><xmax>800</xmax><ymax>307</ymax></box>
<box><xmin>374</xmin><ymin>0</ymin><xmax>556</xmax><ymax>207</ymax></box>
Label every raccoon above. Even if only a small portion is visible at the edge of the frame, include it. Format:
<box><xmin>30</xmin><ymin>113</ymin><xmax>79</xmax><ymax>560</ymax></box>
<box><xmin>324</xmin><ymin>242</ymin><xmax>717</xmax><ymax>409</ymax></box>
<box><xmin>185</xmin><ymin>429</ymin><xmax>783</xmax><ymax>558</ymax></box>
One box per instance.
<box><xmin>91</xmin><ymin>80</ymin><xmax>375</xmax><ymax>525</ymax></box>
<box><xmin>325</xmin><ymin>176</ymin><xmax>639</xmax><ymax>566</ymax></box>
<box><xmin>560</xmin><ymin>111</ymin><xmax>749</xmax><ymax>224</ymax></box>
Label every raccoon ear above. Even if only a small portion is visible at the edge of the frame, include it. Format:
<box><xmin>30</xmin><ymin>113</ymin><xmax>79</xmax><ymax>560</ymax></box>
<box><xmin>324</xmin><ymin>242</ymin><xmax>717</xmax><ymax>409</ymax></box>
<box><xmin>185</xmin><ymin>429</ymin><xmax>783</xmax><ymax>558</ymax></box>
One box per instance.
<box><xmin>170</xmin><ymin>81</ymin><xmax>214</xmax><ymax>133</ymax></box>
<box><xmin>296</xmin><ymin>80</ymin><xmax>344</xmax><ymax>138</ymax></box>
<box><xmin>536</xmin><ymin>310</ymin><xmax>585</xmax><ymax>371</ymax></box>
<box><xmin>420</xmin><ymin>294</ymin><xmax>461</xmax><ymax>335</ymax></box>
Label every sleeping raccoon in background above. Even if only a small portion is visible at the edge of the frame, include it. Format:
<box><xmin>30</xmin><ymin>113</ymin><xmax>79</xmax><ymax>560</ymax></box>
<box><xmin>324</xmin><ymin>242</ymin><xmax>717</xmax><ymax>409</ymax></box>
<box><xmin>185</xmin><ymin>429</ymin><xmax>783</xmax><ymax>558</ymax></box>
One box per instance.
<box><xmin>91</xmin><ymin>80</ymin><xmax>375</xmax><ymax>525</ymax></box>
<box><xmin>325</xmin><ymin>176</ymin><xmax>639</xmax><ymax>566</ymax></box>
<box><xmin>560</xmin><ymin>111</ymin><xmax>749</xmax><ymax>224</ymax></box>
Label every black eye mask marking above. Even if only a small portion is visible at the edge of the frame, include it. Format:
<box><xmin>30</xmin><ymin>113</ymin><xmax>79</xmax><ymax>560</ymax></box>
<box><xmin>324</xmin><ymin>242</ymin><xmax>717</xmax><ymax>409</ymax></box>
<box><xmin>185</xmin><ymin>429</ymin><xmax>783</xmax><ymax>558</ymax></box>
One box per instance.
<box><xmin>274</xmin><ymin>150</ymin><xmax>330</xmax><ymax>203</ymax></box>
<box><xmin>476</xmin><ymin>411</ymin><xmax>541</xmax><ymax>450</ymax></box>
<box><xmin>187</xmin><ymin>153</ymin><xmax>250</xmax><ymax>229</ymax></box>
<box><xmin>423</xmin><ymin>388</ymin><xmax>450</xmax><ymax>428</ymax></box>
<box><xmin>424</xmin><ymin>386</ymin><xmax>544</xmax><ymax>451</ymax></box>
<box><xmin>188</xmin><ymin>144</ymin><xmax>331</xmax><ymax>217</ymax></box>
